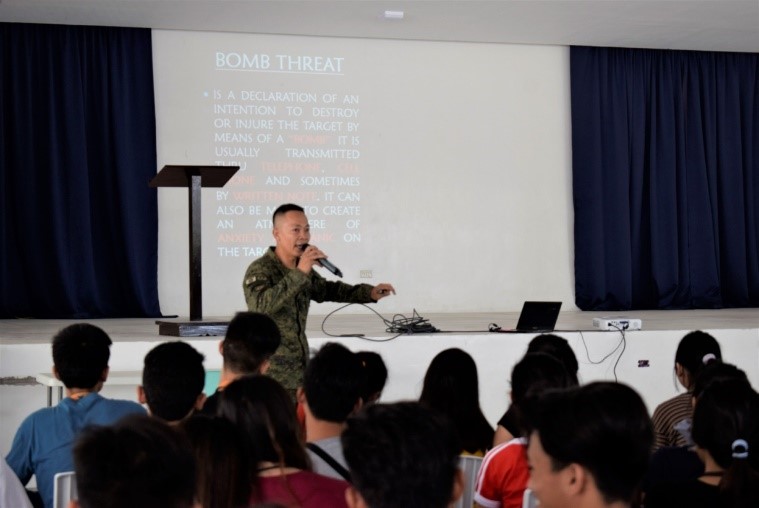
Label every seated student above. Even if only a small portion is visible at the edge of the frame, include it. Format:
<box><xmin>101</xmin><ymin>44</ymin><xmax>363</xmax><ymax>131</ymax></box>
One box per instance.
<box><xmin>202</xmin><ymin>311</ymin><xmax>281</xmax><ymax>414</ymax></box>
<box><xmin>646</xmin><ymin>378</ymin><xmax>759</xmax><ymax>508</ymax></box>
<box><xmin>527</xmin><ymin>382</ymin><xmax>653</xmax><ymax>508</ymax></box>
<box><xmin>475</xmin><ymin>353</ymin><xmax>574</xmax><ymax>508</ymax></box>
<box><xmin>71</xmin><ymin>414</ymin><xmax>195</xmax><ymax>508</ymax></box>
<box><xmin>139</xmin><ymin>341</ymin><xmax>206</xmax><ymax>424</ymax></box>
<box><xmin>355</xmin><ymin>351</ymin><xmax>388</xmax><ymax>405</ymax></box>
<box><xmin>300</xmin><ymin>342</ymin><xmax>365</xmax><ymax>481</ymax></box>
<box><xmin>5</xmin><ymin>323</ymin><xmax>145</xmax><ymax>508</ymax></box>
<box><xmin>651</xmin><ymin>330</ymin><xmax>721</xmax><ymax>449</ymax></box>
<box><xmin>341</xmin><ymin>401</ymin><xmax>464</xmax><ymax>508</ymax></box>
<box><xmin>494</xmin><ymin>334</ymin><xmax>579</xmax><ymax>446</ymax></box>
<box><xmin>218</xmin><ymin>375</ymin><xmax>350</xmax><ymax>508</ymax></box>
<box><xmin>643</xmin><ymin>362</ymin><xmax>751</xmax><ymax>495</ymax></box>
<box><xmin>181</xmin><ymin>415</ymin><xmax>252</xmax><ymax>508</ymax></box>
<box><xmin>419</xmin><ymin>348</ymin><xmax>494</xmax><ymax>456</ymax></box>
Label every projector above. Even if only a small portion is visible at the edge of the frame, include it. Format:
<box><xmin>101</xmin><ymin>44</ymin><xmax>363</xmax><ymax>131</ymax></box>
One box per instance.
<box><xmin>592</xmin><ymin>317</ymin><xmax>642</xmax><ymax>331</ymax></box>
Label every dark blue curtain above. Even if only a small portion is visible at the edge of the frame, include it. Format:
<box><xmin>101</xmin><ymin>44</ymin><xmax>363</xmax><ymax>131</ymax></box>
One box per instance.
<box><xmin>1</xmin><ymin>23</ymin><xmax>162</xmax><ymax>318</ymax></box>
<box><xmin>572</xmin><ymin>47</ymin><xmax>759</xmax><ymax>310</ymax></box>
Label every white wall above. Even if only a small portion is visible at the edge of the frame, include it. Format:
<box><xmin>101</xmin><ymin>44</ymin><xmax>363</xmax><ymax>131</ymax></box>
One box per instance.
<box><xmin>152</xmin><ymin>32</ymin><xmax>574</xmax><ymax>317</ymax></box>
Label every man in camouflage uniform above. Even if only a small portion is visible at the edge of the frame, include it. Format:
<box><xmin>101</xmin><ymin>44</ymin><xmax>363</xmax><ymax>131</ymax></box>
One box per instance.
<box><xmin>243</xmin><ymin>203</ymin><xmax>395</xmax><ymax>400</ymax></box>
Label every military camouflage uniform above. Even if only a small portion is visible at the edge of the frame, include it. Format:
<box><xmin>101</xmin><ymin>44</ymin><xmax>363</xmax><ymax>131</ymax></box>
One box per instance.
<box><xmin>243</xmin><ymin>247</ymin><xmax>374</xmax><ymax>397</ymax></box>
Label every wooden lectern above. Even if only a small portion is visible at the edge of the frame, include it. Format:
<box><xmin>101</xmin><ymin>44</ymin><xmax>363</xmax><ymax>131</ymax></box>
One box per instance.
<box><xmin>149</xmin><ymin>165</ymin><xmax>238</xmax><ymax>336</ymax></box>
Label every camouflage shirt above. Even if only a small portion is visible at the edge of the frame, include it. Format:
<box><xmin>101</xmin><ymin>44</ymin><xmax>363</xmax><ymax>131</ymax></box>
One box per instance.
<box><xmin>243</xmin><ymin>247</ymin><xmax>374</xmax><ymax>392</ymax></box>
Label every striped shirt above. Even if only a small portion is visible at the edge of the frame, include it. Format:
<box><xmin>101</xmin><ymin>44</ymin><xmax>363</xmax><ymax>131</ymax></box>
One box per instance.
<box><xmin>652</xmin><ymin>392</ymin><xmax>693</xmax><ymax>449</ymax></box>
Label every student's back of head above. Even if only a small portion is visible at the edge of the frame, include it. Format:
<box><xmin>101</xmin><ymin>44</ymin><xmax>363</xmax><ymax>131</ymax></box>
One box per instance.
<box><xmin>52</xmin><ymin>323</ymin><xmax>112</xmax><ymax>389</ymax></box>
<box><xmin>342</xmin><ymin>401</ymin><xmax>462</xmax><ymax>508</ymax></box>
<box><xmin>356</xmin><ymin>351</ymin><xmax>388</xmax><ymax>404</ymax></box>
<box><xmin>303</xmin><ymin>342</ymin><xmax>365</xmax><ymax>423</ymax></box>
<box><xmin>72</xmin><ymin>414</ymin><xmax>195</xmax><ymax>508</ymax></box>
<box><xmin>528</xmin><ymin>382</ymin><xmax>653</xmax><ymax>507</ymax></box>
<box><xmin>692</xmin><ymin>379</ymin><xmax>759</xmax><ymax>508</ymax></box>
<box><xmin>419</xmin><ymin>347</ymin><xmax>493</xmax><ymax>455</ymax></box>
<box><xmin>675</xmin><ymin>331</ymin><xmax>722</xmax><ymax>389</ymax></box>
<box><xmin>141</xmin><ymin>341</ymin><xmax>206</xmax><ymax>422</ymax></box>
<box><xmin>222</xmin><ymin>312</ymin><xmax>281</xmax><ymax>374</ymax></box>
<box><xmin>526</xmin><ymin>334</ymin><xmax>579</xmax><ymax>385</ymax></box>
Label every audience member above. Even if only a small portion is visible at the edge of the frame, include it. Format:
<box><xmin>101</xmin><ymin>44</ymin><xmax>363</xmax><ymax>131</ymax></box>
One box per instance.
<box><xmin>475</xmin><ymin>353</ymin><xmax>574</xmax><ymax>508</ymax></box>
<box><xmin>342</xmin><ymin>401</ymin><xmax>463</xmax><ymax>508</ymax></box>
<box><xmin>181</xmin><ymin>414</ymin><xmax>252</xmax><ymax>508</ymax></box>
<box><xmin>71</xmin><ymin>413</ymin><xmax>195</xmax><ymax>508</ymax></box>
<box><xmin>356</xmin><ymin>351</ymin><xmax>388</xmax><ymax>404</ymax></box>
<box><xmin>218</xmin><ymin>375</ymin><xmax>350</xmax><ymax>507</ymax></box>
<box><xmin>643</xmin><ymin>362</ymin><xmax>751</xmax><ymax>494</ymax></box>
<box><xmin>202</xmin><ymin>311</ymin><xmax>281</xmax><ymax>415</ymax></box>
<box><xmin>140</xmin><ymin>340</ymin><xmax>206</xmax><ymax>423</ymax></box>
<box><xmin>300</xmin><ymin>342</ymin><xmax>365</xmax><ymax>481</ymax></box>
<box><xmin>494</xmin><ymin>333</ymin><xmax>579</xmax><ymax>445</ymax></box>
<box><xmin>5</xmin><ymin>323</ymin><xmax>145</xmax><ymax>508</ymax></box>
<box><xmin>527</xmin><ymin>382</ymin><xmax>653</xmax><ymax>508</ymax></box>
<box><xmin>651</xmin><ymin>330</ymin><xmax>721</xmax><ymax>449</ymax></box>
<box><xmin>647</xmin><ymin>378</ymin><xmax>759</xmax><ymax>507</ymax></box>
<box><xmin>419</xmin><ymin>348</ymin><xmax>494</xmax><ymax>456</ymax></box>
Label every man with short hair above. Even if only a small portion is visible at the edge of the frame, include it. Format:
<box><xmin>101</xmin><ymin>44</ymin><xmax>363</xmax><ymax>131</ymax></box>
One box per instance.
<box><xmin>5</xmin><ymin>323</ymin><xmax>145</xmax><ymax>508</ymax></box>
<box><xmin>526</xmin><ymin>382</ymin><xmax>654</xmax><ymax>508</ymax></box>
<box><xmin>342</xmin><ymin>402</ymin><xmax>464</xmax><ymax>508</ymax></box>
<box><xmin>243</xmin><ymin>203</ymin><xmax>395</xmax><ymax>400</ymax></box>
<box><xmin>71</xmin><ymin>414</ymin><xmax>195</xmax><ymax>508</ymax></box>
<box><xmin>139</xmin><ymin>341</ymin><xmax>206</xmax><ymax>423</ymax></box>
<box><xmin>300</xmin><ymin>342</ymin><xmax>366</xmax><ymax>481</ymax></box>
<box><xmin>201</xmin><ymin>311</ymin><xmax>281</xmax><ymax>414</ymax></box>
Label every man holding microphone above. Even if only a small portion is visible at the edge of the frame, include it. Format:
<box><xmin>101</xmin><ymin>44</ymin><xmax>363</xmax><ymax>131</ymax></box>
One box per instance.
<box><xmin>243</xmin><ymin>203</ymin><xmax>395</xmax><ymax>401</ymax></box>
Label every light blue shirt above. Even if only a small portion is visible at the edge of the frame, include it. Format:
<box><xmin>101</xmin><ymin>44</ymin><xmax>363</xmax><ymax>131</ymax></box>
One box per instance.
<box><xmin>5</xmin><ymin>392</ymin><xmax>145</xmax><ymax>508</ymax></box>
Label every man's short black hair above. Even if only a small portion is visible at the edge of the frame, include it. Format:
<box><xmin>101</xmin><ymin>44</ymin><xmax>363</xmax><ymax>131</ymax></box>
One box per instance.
<box><xmin>73</xmin><ymin>414</ymin><xmax>195</xmax><ymax>508</ymax></box>
<box><xmin>356</xmin><ymin>351</ymin><xmax>388</xmax><ymax>403</ymax></box>
<box><xmin>342</xmin><ymin>402</ymin><xmax>461</xmax><ymax>508</ymax></box>
<box><xmin>52</xmin><ymin>323</ymin><xmax>112</xmax><ymax>389</ymax></box>
<box><xmin>526</xmin><ymin>334</ymin><xmax>579</xmax><ymax>385</ymax></box>
<box><xmin>223</xmin><ymin>312</ymin><xmax>281</xmax><ymax>374</ymax></box>
<box><xmin>304</xmin><ymin>342</ymin><xmax>366</xmax><ymax>423</ymax></box>
<box><xmin>142</xmin><ymin>341</ymin><xmax>205</xmax><ymax>422</ymax></box>
<box><xmin>511</xmin><ymin>352</ymin><xmax>574</xmax><ymax>435</ymax></box>
<box><xmin>272</xmin><ymin>203</ymin><xmax>305</xmax><ymax>224</ymax></box>
<box><xmin>531</xmin><ymin>382</ymin><xmax>653</xmax><ymax>504</ymax></box>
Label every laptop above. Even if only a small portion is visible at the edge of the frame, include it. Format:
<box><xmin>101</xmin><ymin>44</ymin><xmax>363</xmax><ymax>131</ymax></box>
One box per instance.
<box><xmin>499</xmin><ymin>301</ymin><xmax>562</xmax><ymax>333</ymax></box>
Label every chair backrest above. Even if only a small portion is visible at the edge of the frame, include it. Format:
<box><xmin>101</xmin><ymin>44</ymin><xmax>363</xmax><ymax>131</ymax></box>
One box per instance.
<box><xmin>522</xmin><ymin>487</ymin><xmax>539</xmax><ymax>508</ymax></box>
<box><xmin>454</xmin><ymin>454</ymin><xmax>483</xmax><ymax>508</ymax></box>
<box><xmin>53</xmin><ymin>471</ymin><xmax>77</xmax><ymax>508</ymax></box>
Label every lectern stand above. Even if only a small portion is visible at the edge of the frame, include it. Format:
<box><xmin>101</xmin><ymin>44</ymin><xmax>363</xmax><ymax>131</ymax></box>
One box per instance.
<box><xmin>149</xmin><ymin>165</ymin><xmax>238</xmax><ymax>337</ymax></box>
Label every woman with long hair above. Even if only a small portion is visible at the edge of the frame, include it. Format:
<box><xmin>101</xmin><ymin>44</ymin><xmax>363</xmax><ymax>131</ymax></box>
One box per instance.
<box><xmin>419</xmin><ymin>348</ymin><xmax>494</xmax><ymax>456</ymax></box>
<box><xmin>218</xmin><ymin>375</ymin><xmax>349</xmax><ymax>508</ymax></box>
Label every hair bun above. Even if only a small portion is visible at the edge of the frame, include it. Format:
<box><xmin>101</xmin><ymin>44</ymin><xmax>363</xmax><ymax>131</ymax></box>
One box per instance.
<box><xmin>702</xmin><ymin>353</ymin><xmax>717</xmax><ymax>365</ymax></box>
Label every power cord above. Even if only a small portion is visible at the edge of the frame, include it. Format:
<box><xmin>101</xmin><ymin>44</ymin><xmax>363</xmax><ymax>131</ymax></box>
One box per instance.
<box><xmin>320</xmin><ymin>304</ymin><xmax>439</xmax><ymax>342</ymax></box>
<box><xmin>579</xmin><ymin>324</ymin><xmax>627</xmax><ymax>382</ymax></box>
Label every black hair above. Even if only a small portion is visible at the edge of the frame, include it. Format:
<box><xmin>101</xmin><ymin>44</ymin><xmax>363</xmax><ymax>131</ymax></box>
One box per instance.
<box><xmin>223</xmin><ymin>312</ymin><xmax>281</xmax><ymax>375</ymax></box>
<box><xmin>218</xmin><ymin>375</ymin><xmax>310</xmax><ymax>472</ymax></box>
<box><xmin>342</xmin><ymin>402</ymin><xmax>461</xmax><ymax>508</ymax></box>
<box><xmin>531</xmin><ymin>382</ymin><xmax>653</xmax><ymax>504</ymax></box>
<box><xmin>142</xmin><ymin>341</ymin><xmax>205</xmax><ymax>422</ymax></box>
<box><xmin>511</xmin><ymin>352</ymin><xmax>575</xmax><ymax>436</ymax></box>
<box><xmin>181</xmin><ymin>415</ymin><xmax>252</xmax><ymax>508</ymax></box>
<box><xmin>303</xmin><ymin>342</ymin><xmax>366</xmax><ymax>423</ymax></box>
<box><xmin>692</xmin><ymin>379</ymin><xmax>759</xmax><ymax>508</ymax></box>
<box><xmin>675</xmin><ymin>331</ymin><xmax>722</xmax><ymax>390</ymax></box>
<box><xmin>419</xmin><ymin>348</ymin><xmax>493</xmax><ymax>454</ymax></box>
<box><xmin>73</xmin><ymin>414</ymin><xmax>195</xmax><ymax>508</ymax></box>
<box><xmin>52</xmin><ymin>323</ymin><xmax>112</xmax><ymax>389</ymax></box>
<box><xmin>692</xmin><ymin>362</ymin><xmax>750</xmax><ymax>400</ymax></box>
<box><xmin>272</xmin><ymin>203</ymin><xmax>305</xmax><ymax>224</ymax></box>
<box><xmin>526</xmin><ymin>334</ymin><xmax>579</xmax><ymax>385</ymax></box>
<box><xmin>356</xmin><ymin>351</ymin><xmax>388</xmax><ymax>404</ymax></box>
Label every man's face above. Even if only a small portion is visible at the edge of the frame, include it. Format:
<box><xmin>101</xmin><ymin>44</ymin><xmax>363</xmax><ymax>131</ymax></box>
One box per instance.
<box><xmin>527</xmin><ymin>431</ymin><xmax>569</xmax><ymax>508</ymax></box>
<box><xmin>273</xmin><ymin>210</ymin><xmax>310</xmax><ymax>259</ymax></box>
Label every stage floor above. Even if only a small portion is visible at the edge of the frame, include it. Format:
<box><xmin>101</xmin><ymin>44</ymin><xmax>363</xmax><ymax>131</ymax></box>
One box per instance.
<box><xmin>1</xmin><ymin>308</ymin><xmax>757</xmax><ymax>344</ymax></box>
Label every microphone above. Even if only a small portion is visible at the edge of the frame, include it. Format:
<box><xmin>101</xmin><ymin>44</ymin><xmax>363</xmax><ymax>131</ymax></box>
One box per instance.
<box><xmin>304</xmin><ymin>244</ymin><xmax>343</xmax><ymax>278</ymax></box>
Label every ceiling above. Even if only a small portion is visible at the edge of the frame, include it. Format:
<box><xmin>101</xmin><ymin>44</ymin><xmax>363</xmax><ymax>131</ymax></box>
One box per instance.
<box><xmin>0</xmin><ymin>0</ymin><xmax>757</xmax><ymax>53</ymax></box>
